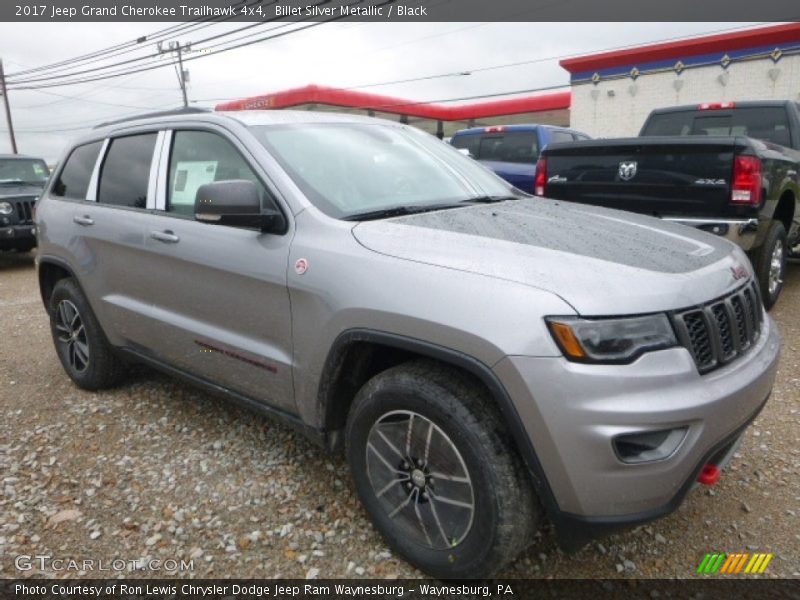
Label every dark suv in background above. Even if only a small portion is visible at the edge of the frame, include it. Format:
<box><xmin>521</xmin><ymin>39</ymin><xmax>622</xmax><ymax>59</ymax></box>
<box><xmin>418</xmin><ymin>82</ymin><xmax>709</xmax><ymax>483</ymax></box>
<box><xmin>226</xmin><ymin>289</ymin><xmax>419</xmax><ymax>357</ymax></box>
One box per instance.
<box><xmin>0</xmin><ymin>154</ymin><xmax>50</xmax><ymax>252</ymax></box>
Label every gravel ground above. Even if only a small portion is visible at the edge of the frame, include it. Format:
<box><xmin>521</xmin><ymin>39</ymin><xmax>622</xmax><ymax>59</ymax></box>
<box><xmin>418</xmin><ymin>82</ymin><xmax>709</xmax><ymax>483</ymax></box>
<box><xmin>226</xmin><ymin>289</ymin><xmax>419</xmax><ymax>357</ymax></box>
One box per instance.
<box><xmin>0</xmin><ymin>250</ymin><xmax>798</xmax><ymax>579</ymax></box>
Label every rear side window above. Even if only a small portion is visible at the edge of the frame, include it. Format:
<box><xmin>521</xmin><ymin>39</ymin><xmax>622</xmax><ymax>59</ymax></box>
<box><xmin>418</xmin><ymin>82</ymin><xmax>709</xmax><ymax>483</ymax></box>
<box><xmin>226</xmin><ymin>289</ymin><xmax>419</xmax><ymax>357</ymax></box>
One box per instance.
<box><xmin>454</xmin><ymin>131</ymin><xmax>538</xmax><ymax>164</ymax></box>
<box><xmin>52</xmin><ymin>141</ymin><xmax>103</xmax><ymax>200</ymax></box>
<box><xmin>97</xmin><ymin>133</ymin><xmax>157</xmax><ymax>208</ymax></box>
<box><xmin>549</xmin><ymin>131</ymin><xmax>574</xmax><ymax>144</ymax></box>
<box><xmin>642</xmin><ymin>107</ymin><xmax>792</xmax><ymax>147</ymax></box>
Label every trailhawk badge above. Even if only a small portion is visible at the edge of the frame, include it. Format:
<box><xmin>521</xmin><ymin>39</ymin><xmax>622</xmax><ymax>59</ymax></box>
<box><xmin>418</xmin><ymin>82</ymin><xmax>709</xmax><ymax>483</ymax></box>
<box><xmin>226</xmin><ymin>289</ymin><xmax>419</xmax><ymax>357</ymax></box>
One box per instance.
<box><xmin>618</xmin><ymin>161</ymin><xmax>638</xmax><ymax>181</ymax></box>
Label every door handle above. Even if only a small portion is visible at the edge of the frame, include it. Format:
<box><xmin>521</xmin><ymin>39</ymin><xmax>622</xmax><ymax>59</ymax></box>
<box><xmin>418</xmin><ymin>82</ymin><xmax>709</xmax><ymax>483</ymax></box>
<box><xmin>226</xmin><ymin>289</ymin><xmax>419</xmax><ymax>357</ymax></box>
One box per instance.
<box><xmin>150</xmin><ymin>230</ymin><xmax>180</xmax><ymax>243</ymax></box>
<box><xmin>73</xmin><ymin>215</ymin><xmax>94</xmax><ymax>226</ymax></box>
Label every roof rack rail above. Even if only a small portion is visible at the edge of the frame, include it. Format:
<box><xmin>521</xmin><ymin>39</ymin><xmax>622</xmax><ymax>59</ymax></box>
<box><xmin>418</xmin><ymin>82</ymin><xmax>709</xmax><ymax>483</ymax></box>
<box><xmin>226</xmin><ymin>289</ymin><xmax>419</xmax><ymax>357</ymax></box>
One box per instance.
<box><xmin>93</xmin><ymin>106</ymin><xmax>211</xmax><ymax>129</ymax></box>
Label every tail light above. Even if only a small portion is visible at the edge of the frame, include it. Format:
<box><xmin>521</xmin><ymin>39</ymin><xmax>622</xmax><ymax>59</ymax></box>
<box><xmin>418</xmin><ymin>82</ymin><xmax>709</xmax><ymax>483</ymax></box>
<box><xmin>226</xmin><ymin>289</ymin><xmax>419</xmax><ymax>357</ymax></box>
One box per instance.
<box><xmin>484</xmin><ymin>125</ymin><xmax>505</xmax><ymax>133</ymax></box>
<box><xmin>698</xmin><ymin>101</ymin><xmax>735</xmax><ymax>110</ymax></box>
<box><xmin>534</xmin><ymin>157</ymin><xmax>547</xmax><ymax>196</ymax></box>
<box><xmin>731</xmin><ymin>155</ymin><xmax>762</xmax><ymax>204</ymax></box>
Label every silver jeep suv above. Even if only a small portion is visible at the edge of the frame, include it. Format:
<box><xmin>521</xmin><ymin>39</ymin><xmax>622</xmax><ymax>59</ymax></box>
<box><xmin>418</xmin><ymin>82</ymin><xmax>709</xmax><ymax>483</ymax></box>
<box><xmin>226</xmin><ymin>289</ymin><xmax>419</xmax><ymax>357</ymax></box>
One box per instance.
<box><xmin>35</xmin><ymin>109</ymin><xmax>780</xmax><ymax>577</ymax></box>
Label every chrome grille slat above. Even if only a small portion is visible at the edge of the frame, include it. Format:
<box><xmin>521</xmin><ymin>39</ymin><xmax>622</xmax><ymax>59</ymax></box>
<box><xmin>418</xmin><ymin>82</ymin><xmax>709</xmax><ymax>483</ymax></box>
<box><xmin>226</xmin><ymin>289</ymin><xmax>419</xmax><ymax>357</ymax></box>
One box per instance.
<box><xmin>672</xmin><ymin>280</ymin><xmax>762</xmax><ymax>374</ymax></box>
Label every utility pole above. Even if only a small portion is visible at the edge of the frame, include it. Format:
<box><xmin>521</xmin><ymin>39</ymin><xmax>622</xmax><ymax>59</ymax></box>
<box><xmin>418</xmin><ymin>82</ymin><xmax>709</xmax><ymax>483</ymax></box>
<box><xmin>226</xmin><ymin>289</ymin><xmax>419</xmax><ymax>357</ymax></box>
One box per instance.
<box><xmin>0</xmin><ymin>59</ymin><xmax>18</xmax><ymax>154</ymax></box>
<box><xmin>157</xmin><ymin>41</ymin><xmax>191</xmax><ymax>108</ymax></box>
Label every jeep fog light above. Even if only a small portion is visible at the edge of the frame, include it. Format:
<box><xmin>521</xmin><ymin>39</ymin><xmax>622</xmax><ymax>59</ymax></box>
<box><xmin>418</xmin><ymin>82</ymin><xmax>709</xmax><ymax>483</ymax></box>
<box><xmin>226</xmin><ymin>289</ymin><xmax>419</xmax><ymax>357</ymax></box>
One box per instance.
<box><xmin>613</xmin><ymin>427</ymin><xmax>688</xmax><ymax>464</ymax></box>
<box><xmin>546</xmin><ymin>314</ymin><xmax>677</xmax><ymax>363</ymax></box>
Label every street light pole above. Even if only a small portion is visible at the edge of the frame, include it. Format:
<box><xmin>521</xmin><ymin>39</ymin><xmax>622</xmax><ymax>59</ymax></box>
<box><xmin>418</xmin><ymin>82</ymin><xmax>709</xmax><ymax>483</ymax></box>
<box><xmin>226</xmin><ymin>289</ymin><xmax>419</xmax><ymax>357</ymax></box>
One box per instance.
<box><xmin>158</xmin><ymin>41</ymin><xmax>190</xmax><ymax>108</ymax></box>
<box><xmin>0</xmin><ymin>59</ymin><xmax>19</xmax><ymax>154</ymax></box>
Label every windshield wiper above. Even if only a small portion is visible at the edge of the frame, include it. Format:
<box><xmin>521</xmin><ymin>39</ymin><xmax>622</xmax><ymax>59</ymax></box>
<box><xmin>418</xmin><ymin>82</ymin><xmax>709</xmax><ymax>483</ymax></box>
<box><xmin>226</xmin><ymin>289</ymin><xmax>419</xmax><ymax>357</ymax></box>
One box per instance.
<box><xmin>462</xmin><ymin>194</ymin><xmax>524</xmax><ymax>204</ymax></box>
<box><xmin>343</xmin><ymin>203</ymin><xmax>464</xmax><ymax>222</ymax></box>
<box><xmin>0</xmin><ymin>179</ymin><xmax>25</xmax><ymax>185</ymax></box>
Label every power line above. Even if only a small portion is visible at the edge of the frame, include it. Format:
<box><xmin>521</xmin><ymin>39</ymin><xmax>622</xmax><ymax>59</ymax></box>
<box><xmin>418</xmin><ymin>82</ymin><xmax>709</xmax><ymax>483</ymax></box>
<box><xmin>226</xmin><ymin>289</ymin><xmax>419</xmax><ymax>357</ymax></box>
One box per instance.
<box><xmin>7</xmin><ymin>2</ymin><xmax>361</xmax><ymax>91</ymax></box>
<box><xmin>5</xmin><ymin>0</ymin><xmax>272</xmax><ymax>86</ymax></box>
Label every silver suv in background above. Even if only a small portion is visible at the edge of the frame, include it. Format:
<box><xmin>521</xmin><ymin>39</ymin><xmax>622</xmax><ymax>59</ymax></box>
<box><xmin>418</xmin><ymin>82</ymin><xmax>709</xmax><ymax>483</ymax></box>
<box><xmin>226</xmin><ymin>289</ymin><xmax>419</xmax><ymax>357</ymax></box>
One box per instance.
<box><xmin>35</xmin><ymin>108</ymin><xmax>780</xmax><ymax>578</ymax></box>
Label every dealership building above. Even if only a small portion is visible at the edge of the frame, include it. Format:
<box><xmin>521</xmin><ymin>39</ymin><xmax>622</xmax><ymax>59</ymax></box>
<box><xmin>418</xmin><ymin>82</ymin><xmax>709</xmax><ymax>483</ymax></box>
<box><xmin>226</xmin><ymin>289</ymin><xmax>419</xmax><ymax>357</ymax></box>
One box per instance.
<box><xmin>217</xmin><ymin>22</ymin><xmax>800</xmax><ymax>138</ymax></box>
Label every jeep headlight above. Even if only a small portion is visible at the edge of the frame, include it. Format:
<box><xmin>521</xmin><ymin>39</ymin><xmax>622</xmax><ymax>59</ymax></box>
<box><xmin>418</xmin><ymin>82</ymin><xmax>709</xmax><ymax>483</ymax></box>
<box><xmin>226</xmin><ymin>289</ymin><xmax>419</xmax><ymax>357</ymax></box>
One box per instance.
<box><xmin>546</xmin><ymin>314</ymin><xmax>677</xmax><ymax>363</ymax></box>
<box><xmin>0</xmin><ymin>201</ymin><xmax>13</xmax><ymax>216</ymax></box>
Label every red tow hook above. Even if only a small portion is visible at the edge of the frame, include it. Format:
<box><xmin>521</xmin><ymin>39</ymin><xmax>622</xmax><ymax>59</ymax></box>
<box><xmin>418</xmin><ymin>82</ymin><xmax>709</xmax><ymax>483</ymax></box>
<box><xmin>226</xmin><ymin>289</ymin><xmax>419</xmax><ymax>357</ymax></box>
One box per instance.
<box><xmin>697</xmin><ymin>464</ymin><xmax>721</xmax><ymax>485</ymax></box>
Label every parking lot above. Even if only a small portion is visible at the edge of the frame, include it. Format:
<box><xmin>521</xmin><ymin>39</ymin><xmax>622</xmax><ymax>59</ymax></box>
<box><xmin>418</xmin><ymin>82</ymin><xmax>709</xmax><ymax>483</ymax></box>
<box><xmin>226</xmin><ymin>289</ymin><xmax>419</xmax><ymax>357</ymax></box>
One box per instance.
<box><xmin>0</xmin><ymin>250</ymin><xmax>798</xmax><ymax>579</ymax></box>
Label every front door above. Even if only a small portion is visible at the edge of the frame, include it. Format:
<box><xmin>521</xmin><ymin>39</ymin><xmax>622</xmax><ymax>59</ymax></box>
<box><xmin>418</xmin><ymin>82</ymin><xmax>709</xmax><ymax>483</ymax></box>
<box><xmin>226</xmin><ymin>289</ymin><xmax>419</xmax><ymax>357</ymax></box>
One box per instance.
<box><xmin>140</xmin><ymin>129</ymin><xmax>295</xmax><ymax>412</ymax></box>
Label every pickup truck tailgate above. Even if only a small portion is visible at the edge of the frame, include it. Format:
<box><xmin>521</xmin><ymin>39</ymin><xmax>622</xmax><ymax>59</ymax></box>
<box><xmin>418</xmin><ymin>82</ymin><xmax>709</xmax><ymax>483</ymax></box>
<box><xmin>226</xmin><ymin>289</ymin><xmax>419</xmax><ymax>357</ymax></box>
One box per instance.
<box><xmin>543</xmin><ymin>137</ymin><xmax>741</xmax><ymax>218</ymax></box>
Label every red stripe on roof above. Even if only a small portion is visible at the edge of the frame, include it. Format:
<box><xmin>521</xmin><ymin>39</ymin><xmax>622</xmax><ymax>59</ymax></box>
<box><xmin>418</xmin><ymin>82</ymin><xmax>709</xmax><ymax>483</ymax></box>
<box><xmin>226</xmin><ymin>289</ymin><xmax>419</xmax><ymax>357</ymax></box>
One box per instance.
<box><xmin>560</xmin><ymin>22</ymin><xmax>800</xmax><ymax>74</ymax></box>
<box><xmin>215</xmin><ymin>84</ymin><xmax>571</xmax><ymax>120</ymax></box>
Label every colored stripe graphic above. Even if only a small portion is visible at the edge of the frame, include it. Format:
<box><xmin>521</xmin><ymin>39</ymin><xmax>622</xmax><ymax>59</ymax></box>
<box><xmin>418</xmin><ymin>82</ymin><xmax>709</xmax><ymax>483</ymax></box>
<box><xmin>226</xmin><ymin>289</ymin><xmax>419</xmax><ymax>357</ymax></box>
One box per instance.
<box><xmin>698</xmin><ymin>552</ymin><xmax>773</xmax><ymax>574</ymax></box>
<box><xmin>734</xmin><ymin>553</ymin><xmax>749</xmax><ymax>573</ymax></box>
<box><xmin>697</xmin><ymin>553</ymin><xmax>712</xmax><ymax>573</ymax></box>
<box><xmin>720</xmin><ymin>553</ymin><xmax>738</xmax><ymax>573</ymax></box>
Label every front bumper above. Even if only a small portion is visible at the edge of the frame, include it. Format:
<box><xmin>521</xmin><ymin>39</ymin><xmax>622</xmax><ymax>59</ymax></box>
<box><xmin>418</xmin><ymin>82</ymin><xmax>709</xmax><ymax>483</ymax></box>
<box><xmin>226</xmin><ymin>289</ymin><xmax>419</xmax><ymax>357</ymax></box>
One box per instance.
<box><xmin>494</xmin><ymin>312</ymin><xmax>780</xmax><ymax>545</ymax></box>
<box><xmin>0</xmin><ymin>223</ymin><xmax>37</xmax><ymax>249</ymax></box>
<box><xmin>663</xmin><ymin>217</ymin><xmax>759</xmax><ymax>251</ymax></box>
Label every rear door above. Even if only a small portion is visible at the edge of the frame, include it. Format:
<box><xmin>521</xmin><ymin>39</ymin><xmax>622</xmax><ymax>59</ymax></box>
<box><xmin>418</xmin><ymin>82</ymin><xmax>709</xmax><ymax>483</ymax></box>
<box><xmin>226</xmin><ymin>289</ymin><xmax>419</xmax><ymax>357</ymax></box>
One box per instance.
<box><xmin>139</xmin><ymin>127</ymin><xmax>295</xmax><ymax>412</ymax></box>
<box><xmin>69</xmin><ymin>131</ymin><xmax>162</xmax><ymax>347</ymax></box>
<box><xmin>543</xmin><ymin>138</ymin><xmax>738</xmax><ymax>218</ymax></box>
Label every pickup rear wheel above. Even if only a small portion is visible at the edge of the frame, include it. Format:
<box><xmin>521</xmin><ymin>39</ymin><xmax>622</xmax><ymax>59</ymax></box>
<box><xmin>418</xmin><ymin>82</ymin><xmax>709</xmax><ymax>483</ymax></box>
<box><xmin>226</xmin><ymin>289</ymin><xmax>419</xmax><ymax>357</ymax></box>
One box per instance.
<box><xmin>345</xmin><ymin>360</ymin><xmax>540</xmax><ymax>578</ymax></box>
<box><xmin>49</xmin><ymin>278</ymin><xmax>127</xmax><ymax>390</ymax></box>
<box><xmin>752</xmin><ymin>220</ymin><xmax>787</xmax><ymax>310</ymax></box>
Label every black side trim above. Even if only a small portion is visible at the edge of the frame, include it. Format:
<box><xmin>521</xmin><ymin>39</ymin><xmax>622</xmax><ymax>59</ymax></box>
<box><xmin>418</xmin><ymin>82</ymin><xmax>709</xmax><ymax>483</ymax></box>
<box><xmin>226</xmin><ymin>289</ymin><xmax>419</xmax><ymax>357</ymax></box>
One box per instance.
<box><xmin>554</xmin><ymin>392</ymin><xmax>770</xmax><ymax>551</ymax></box>
<box><xmin>120</xmin><ymin>347</ymin><xmax>326</xmax><ymax>447</ymax></box>
<box><xmin>319</xmin><ymin>329</ymin><xmax>563</xmax><ymax>531</ymax></box>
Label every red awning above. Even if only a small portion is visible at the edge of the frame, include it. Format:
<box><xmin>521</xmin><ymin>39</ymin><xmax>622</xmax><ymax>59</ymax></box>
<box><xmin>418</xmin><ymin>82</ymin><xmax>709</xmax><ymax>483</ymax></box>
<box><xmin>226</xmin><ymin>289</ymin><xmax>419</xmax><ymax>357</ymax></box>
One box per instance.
<box><xmin>215</xmin><ymin>84</ymin><xmax>571</xmax><ymax>121</ymax></box>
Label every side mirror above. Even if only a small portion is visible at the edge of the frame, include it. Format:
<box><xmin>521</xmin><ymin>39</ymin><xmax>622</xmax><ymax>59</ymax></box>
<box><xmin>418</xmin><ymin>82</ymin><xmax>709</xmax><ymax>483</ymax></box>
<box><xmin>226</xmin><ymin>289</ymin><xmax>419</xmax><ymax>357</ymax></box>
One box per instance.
<box><xmin>194</xmin><ymin>180</ymin><xmax>286</xmax><ymax>234</ymax></box>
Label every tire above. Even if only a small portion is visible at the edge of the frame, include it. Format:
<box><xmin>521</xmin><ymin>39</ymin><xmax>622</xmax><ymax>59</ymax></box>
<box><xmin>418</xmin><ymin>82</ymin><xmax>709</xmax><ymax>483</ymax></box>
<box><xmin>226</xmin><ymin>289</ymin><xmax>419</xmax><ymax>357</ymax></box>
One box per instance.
<box><xmin>345</xmin><ymin>360</ymin><xmax>540</xmax><ymax>578</ymax></box>
<box><xmin>752</xmin><ymin>220</ymin><xmax>787</xmax><ymax>310</ymax></box>
<box><xmin>48</xmin><ymin>278</ymin><xmax>126</xmax><ymax>390</ymax></box>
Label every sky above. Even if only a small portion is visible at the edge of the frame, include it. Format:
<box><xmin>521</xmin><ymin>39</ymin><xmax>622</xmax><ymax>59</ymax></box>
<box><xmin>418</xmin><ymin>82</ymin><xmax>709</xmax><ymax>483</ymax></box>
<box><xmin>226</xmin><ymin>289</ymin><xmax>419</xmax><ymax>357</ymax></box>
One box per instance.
<box><xmin>0</xmin><ymin>21</ymin><xmax>762</xmax><ymax>162</ymax></box>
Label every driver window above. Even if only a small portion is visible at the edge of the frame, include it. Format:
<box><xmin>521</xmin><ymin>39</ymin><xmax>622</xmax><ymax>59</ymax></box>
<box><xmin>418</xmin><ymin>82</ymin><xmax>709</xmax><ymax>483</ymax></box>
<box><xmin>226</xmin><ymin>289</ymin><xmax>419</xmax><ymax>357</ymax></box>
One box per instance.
<box><xmin>167</xmin><ymin>130</ymin><xmax>272</xmax><ymax>216</ymax></box>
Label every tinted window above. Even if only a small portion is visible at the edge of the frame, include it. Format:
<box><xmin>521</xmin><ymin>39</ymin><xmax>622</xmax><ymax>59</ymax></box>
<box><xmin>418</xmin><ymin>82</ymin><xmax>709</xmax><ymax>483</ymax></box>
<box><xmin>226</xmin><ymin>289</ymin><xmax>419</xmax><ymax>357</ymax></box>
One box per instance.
<box><xmin>167</xmin><ymin>130</ymin><xmax>271</xmax><ymax>216</ymax></box>
<box><xmin>549</xmin><ymin>131</ymin><xmax>574</xmax><ymax>144</ymax></box>
<box><xmin>456</xmin><ymin>131</ymin><xmax>539</xmax><ymax>164</ymax></box>
<box><xmin>97</xmin><ymin>133</ymin><xmax>157</xmax><ymax>208</ymax></box>
<box><xmin>52</xmin><ymin>142</ymin><xmax>102</xmax><ymax>199</ymax></box>
<box><xmin>642</xmin><ymin>107</ymin><xmax>792</xmax><ymax>147</ymax></box>
<box><xmin>451</xmin><ymin>134</ymin><xmax>480</xmax><ymax>157</ymax></box>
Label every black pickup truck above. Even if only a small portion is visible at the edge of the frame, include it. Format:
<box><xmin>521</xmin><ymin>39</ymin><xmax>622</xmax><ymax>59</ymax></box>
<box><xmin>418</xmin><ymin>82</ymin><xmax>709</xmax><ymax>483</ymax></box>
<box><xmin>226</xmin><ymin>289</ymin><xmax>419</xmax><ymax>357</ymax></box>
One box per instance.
<box><xmin>536</xmin><ymin>101</ymin><xmax>800</xmax><ymax>308</ymax></box>
<box><xmin>0</xmin><ymin>154</ymin><xmax>49</xmax><ymax>253</ymax></box>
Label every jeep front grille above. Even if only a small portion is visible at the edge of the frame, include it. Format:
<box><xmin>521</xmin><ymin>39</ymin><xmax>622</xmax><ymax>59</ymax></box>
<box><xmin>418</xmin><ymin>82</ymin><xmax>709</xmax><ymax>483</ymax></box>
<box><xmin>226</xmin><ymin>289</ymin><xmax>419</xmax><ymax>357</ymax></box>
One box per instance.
<box><xmin>672</xmin><ymin>280</ymin><xmax>763</xmax><ymax>374</ymax></box>
<box><xmin>15</xmin><ymin>199</ymin><xmax>35</xmax><ymax>224</ymax></box>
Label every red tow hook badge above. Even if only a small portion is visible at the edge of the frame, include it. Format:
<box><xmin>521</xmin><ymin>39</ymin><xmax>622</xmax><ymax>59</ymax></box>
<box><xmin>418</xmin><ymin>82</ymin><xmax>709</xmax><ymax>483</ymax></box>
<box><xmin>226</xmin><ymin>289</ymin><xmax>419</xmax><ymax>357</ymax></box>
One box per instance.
<box><xmin>697</xmin><ymin>463</ymin><xmax>721</xmax><ymax>485</ymax></box>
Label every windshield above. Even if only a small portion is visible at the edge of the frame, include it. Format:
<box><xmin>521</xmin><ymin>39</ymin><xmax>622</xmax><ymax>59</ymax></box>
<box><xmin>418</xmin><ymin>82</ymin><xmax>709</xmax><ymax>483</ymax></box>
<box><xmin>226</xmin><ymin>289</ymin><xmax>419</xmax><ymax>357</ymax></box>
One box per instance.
<box><xmin>0</xmin><ymin>158</ymin><xmax>50</xmax><ymax>185</ymax></box>
<box><xmin>251</xmin><ymin>123</ymin><xmax>516</xmax><ymax>219</ymax></box>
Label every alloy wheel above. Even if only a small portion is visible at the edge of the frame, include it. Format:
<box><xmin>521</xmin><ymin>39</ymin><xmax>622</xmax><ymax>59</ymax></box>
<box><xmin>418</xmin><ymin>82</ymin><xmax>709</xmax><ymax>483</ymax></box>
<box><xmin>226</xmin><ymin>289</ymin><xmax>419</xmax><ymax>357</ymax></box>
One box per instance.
<box><xmin>768</xmin><ymin>240</ymin><xmax>785</xmax><ymax>296</ymax></box>
<box><xmin>365</xmin><ymin>410</ymin><xmax>475</xmax><ymax>550</ymax></box>
<box><xmin>55</xmin><ymin>299</ymin><xmax>90</xmax><ymax>373</ymax></box>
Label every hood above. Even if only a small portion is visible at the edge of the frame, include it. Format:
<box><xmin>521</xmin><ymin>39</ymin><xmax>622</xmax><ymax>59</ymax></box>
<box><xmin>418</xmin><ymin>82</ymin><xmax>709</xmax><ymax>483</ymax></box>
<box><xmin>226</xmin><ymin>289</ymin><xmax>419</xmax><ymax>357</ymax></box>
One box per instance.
<box><xmin>0</xmin><ymin>183</ymin><xmax>44</xmax><ymax>199</ymax></box>
<box><xmin>351</xmin><ymin>198</ymin><xmax>750</xmax><ymax>315</ymax></box>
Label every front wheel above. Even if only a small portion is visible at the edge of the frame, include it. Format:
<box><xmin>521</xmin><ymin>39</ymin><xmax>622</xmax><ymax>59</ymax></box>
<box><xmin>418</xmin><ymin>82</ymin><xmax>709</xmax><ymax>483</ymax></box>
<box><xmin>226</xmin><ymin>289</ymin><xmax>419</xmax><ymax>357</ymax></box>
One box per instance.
<box><xmin>345</xmin><ymin>360</ymin><xmax>540</xmax><ymax>578</ymax></box>
<box><xmin>752</xmin><ymin>220</ymin><xmax>787</xmax><ymax>310</ymax></box>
